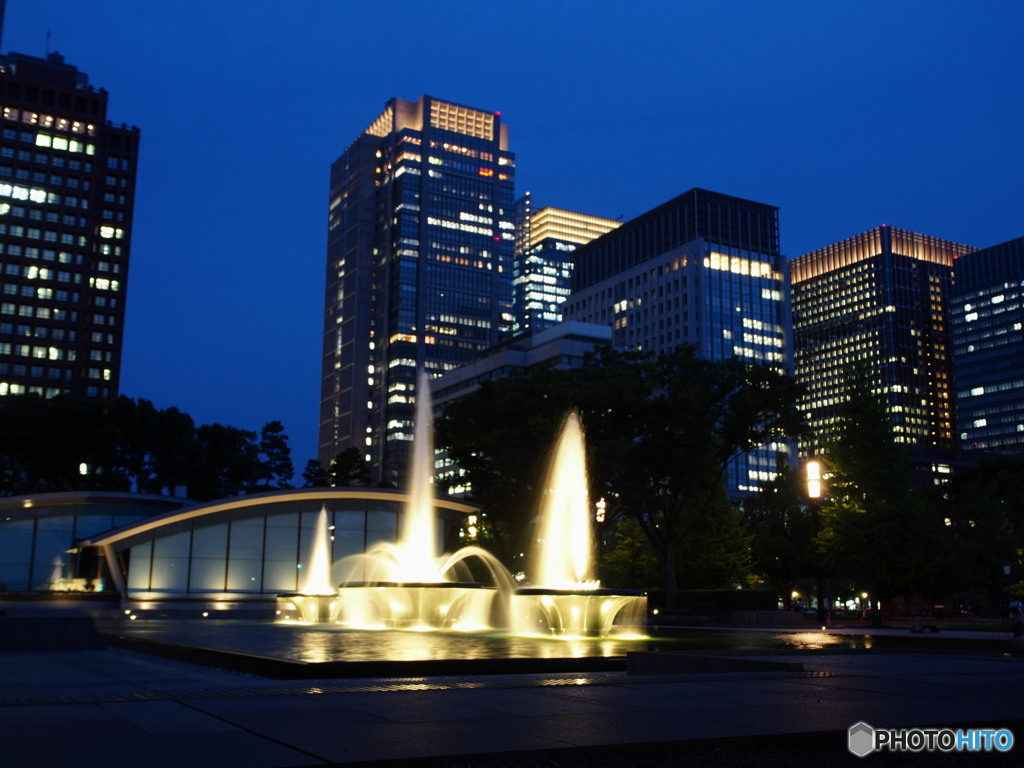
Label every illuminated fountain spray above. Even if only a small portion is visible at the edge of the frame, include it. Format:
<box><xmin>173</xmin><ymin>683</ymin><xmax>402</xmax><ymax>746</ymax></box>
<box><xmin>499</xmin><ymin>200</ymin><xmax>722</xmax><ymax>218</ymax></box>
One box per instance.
<box><xmin>282</xmin><ymin>505</ymin><xmax>339</xmax><ymax>623</ymax></box>
<box><xmin>511</xmin><ymin>412</ymin><xmax>647</xmax><ymax>637</ymax></box>
<box><xmin>328</xmin><ymin>370</ymin><xmax>514</xmax><ymax>630</ymax></box>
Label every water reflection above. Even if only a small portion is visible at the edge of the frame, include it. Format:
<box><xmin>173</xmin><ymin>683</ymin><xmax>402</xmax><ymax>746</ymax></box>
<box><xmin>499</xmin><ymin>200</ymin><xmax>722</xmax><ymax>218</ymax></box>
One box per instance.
<box><xmin>107</xmin><ymin>620</ymin><xmax>888</xmax><ymax>664</ymax></box>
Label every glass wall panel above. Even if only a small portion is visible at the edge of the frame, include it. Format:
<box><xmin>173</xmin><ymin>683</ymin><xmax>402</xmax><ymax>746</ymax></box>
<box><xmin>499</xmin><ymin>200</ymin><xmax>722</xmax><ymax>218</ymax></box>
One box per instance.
<box><xmin>0</xmin><ymin>561</ymin><xmax>29</xmax><ymax>591</ymax></box>
<box><xmin>33</xmin><ymin>516</ymin><xmax>75</xmax><ymax>589</ymax></box>
<box><xmin>189</xmin><ymin>557</ymin><xmax>225</xmax><ymax>592</ymax></box>
<box><xmin>226</xmin><ymin>557</ymin><xmax>262</xmax><ymax>592</ymax></box>
<box><xmin>151</xmin><ymin>530</ymin><xmax>191</xmax><ymax>592</ymax></box>
<box><xmin>0</xmin><ymin>520</ymin><xmax>33</xmax><ymax>591</ymax></box>
<box><xmin>127</xmin><ymin>542</ymin><xmax>152</xmax><ymax>591</ymax></box>
<box><xmin>188</xmin><ymin>523</ymin><xmax>228</xmax><ymax>592</ymax></box>
<box><xmin>367</xmin><ymin>508</ymin><xmax>397</xmax><ymax>535</ymax></box>
<box><xmin>334</xmin><ymin>510</ymin><xmax>365</xmax><ymax>531</ymax></box>
<box><xmin>75</xmin><ymin>513</ymin><xmax>117</xmax><ymax>538</ymax></box>
<box><xmin>263</xmin><ymin>558</ymin><xmax>299</xmax><ymax>593</ymax></box>
<box><xmin>191</xmin><ymin>523</ymin><xmax>228</xmax><ymax>557</ymax></box>
<box><xmin>332</xmin><ymin>527</ymin><xmax>364</xmax><ymax>560</ymax></box>
<box><xmin>227</xmin><ymin>516</ymin><xmax>264</xmax><ymax>592</ymax></box>
<box><xmin>263</xmin><ymin>512</ymin><xmax>299</xmax><ymax>593</ymax></box>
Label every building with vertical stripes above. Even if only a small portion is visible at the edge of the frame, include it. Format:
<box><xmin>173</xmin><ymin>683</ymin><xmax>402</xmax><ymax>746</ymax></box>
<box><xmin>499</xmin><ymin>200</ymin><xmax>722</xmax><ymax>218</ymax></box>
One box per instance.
<box><xmin>320</xmin><ymin>96</ymin><xmax>514</xmax><ymax>485</ymax></box>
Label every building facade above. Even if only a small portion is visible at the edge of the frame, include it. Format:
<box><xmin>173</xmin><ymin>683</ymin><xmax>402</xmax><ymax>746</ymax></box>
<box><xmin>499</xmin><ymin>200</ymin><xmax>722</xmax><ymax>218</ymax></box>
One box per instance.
<box><xmin>0</xmin><ymin>52</ymin><xmax>138</xmax><ymax>400</ymax></box>
<box><xmin>431</xmin><ymin>321</ymin><xmax>613</xmax><ymax>497</ymax></box>
<box><xmin>564</xmin><ymin>188</ymin><xmax>792</xmax><ymax>495</ymax></box>
<box><xmin>320</xmin><ymin>96</ymin><xmax>515</xmax><ymax>484</ymax></box>
<box><xmin>0</xmin><ymin>489</ymin><xmax>473</xmax><ymax>602</ymax></box>
<box><xmin>791</xmin><ymin>225</ymin><xmax>975</xmax><ymax>462</ymax></box>
<box><xmin>512</xmin><ymin>192</ymin><xmax>620</xmax><ymax>334</ymax></box>
<box><xmin>950</xmin><ymin>236</ymin><xmax>1024</xmax><ymax>455</ymax></box>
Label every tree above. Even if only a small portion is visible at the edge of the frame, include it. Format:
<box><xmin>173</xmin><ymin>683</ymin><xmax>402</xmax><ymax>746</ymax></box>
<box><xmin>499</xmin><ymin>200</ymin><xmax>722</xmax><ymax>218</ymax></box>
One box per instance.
<box><xmin>814</xmin><ymin>364</ymin><xmax>945</xmax><ymax>624</ymax></box>
<box><xmin>438</xmin><ymin>345</ymin><xmax>806</xmax><ymax>606</ymax></box>
<box><xmin>185</xmin><ymin>424</ymin><xmax>261</xmax><ymax>500</ymax></box>
<box><xmin>301</xmin><ymin>459</ymin><xmax>330</xmax><ymax>488</ymax></box>
<box><xmin>329</xmin><ymin>447</ymin><xmax>371</xmax><ymax>487</ymax></box>
<box><xmin>744</xmin><ymin>463</ymin><xmax>819</xmax><ymax>610</ymax></box>
<box><xmin>595</xmin><ymin>346</ymin><xmax>805</xmax><ymax>608</ymax></box>
<box><xmin>256</xmin><ymin>420</ymin><xmax>294</xmax><ymax>489</ymax></box>
<box><xmin>940</xmin><ymin>457</ymin><xmax>1024</xmax><ymax>615</ymax></box>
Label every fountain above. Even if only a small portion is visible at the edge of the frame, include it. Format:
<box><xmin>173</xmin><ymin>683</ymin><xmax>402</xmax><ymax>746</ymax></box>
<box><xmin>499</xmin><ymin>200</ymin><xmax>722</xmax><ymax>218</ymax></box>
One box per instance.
<box><xmin>277</xmin><ymin>371</ymin><xmax>514</xmax><ymax>630</ymax></box>
<box><xmin>510</xmin><ymin>412</ymin><xmax>647</xmax><ymax>637</ymax></box>
<box><xmin>278</xmin><ymin>381</ymin><xmax>645</xmax><ymax>637</ymax></box>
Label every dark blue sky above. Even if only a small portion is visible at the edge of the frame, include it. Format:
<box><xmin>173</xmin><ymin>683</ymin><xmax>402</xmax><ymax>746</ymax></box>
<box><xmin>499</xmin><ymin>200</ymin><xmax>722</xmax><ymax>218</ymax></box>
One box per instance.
<box><xmin>6</xmin><ymin>1</ymin><xmax>1022</xmax><ymax>467</ymax></box>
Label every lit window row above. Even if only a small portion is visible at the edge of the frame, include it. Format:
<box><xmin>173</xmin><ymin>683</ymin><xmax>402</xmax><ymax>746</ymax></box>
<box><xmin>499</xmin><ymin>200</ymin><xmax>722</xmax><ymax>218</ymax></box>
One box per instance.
<box><xmin>1</xmin><ymin>107</ymin><xmax>95</xmax><ymax>135</ymax></box>
<box><xmin>34</xmin><ymin>133</ymin><xmax>95</xmax><ymax>155</ymax></box>
<box><xmin>704</xmin><ymin>252</ymin><xmax>778</xmax><ymax>280</ymax></box>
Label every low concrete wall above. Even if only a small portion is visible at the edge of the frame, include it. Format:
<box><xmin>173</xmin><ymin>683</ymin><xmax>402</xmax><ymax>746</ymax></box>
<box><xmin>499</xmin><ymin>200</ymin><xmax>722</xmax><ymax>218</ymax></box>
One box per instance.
<box><xmin>0</xmin><ymin>616</ymin><xmax>105</xmax><ymax>651</ymax></box>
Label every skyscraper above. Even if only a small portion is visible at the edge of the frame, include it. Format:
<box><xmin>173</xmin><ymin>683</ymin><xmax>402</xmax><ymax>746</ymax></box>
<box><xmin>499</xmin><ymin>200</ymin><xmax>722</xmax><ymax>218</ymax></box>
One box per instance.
<box><xmin>791</xmin><ymin>225</ymin><xmax>974</xmax><ymax>462</ymax></box>
<box><xmin>950</xmin><ymin>236</ymin><xmax>1024</xmax><ymax>455</ymax></box>
<box><xmin>0</xmin><ymin>51</ymin><xmax>138</xmax><ymax>400</ymax></box>
<box><xmin>320</xmin><ymin>96</ymin><xmax>515</xmax><ymax>484</ymax></box>
<box><xmin>564</xmin><ymin>188</ymin><xmax>792</xmax><ymax>495</ymax></box>
<box><xmin>513</xmin><ymin>192</ymin><xmax>620</xmax><ymax>334</ymax></box>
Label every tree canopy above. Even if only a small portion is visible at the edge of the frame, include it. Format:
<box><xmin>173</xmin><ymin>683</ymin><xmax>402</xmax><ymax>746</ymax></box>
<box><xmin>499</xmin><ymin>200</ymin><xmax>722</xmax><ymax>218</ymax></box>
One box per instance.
<box><xmin>437</xmin><ymin>345</ymin><xmax>806</xmax><ymax>605</ymax></box>
<box><xmin>0</xmin><ymin>394</ymin><xmax>294</xmax><ymax>500</ymax></box>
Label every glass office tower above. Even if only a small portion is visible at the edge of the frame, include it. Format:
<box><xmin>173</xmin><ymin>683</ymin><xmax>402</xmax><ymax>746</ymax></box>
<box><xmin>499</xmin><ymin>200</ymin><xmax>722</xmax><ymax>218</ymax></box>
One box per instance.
<box><xmin>320</xmin><ymin>96</ymin><xmax>515</xmax><ymax>484</ymax></box>
<box><xmin>564</xmin><ymin>188</ymin><xmax>792</xmax><ymax>495</ymax></box>
<box><xmin>791</xmin><ymin>225</ymin><xmax>974</xmax><ymax>461</ymax></box>
<box><xmin>950</xmin><ymin>236</ymin><xmax>1024</xmax><ymax>455</ymax></box>
<box><xmin>513</xmin><ymin>191</ymin><xmax>620</xmax><ymax>334</ymax></box>
<box><xmin>0</xmin><ymin>52</ymin><xmax>138</xmax><ymax>400</ymax></box>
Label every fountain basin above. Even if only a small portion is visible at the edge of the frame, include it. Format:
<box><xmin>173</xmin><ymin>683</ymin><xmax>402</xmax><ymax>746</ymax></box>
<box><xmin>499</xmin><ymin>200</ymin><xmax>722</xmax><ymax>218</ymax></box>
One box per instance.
<box><xmin>276</xmin><ymin>593</ymin><xmax>339</xmax><ymax>624</ymax></box>
<box><xmin>511</xmin><ymin>588</ymin><xmax>648</xmax><ymax>637</ymax></box>
<box><xmin>276</xmin><ymin>583</ymin><xmax>499</xmax><ymax>630</ymax></box>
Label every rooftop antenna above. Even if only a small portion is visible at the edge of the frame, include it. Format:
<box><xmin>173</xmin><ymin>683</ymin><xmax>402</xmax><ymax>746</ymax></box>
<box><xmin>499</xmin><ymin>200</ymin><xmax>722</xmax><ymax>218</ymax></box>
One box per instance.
<box><xmin>45</xmin><ymin>29</ymin><xmax>51</xmax><ymax>56</ymax></box>
<box><xmin>0</xmin><ymin>0</ymin><xmax>6</xmax><ymax>54</ymax></box>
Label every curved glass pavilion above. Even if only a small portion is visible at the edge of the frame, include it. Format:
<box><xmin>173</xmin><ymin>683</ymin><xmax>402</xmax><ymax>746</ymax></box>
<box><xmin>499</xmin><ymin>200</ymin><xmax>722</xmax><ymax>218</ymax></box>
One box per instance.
<box><xmin>0</xmin><ymin>489</ymin><xmax>476</xmax><ymax>604</ymax></box>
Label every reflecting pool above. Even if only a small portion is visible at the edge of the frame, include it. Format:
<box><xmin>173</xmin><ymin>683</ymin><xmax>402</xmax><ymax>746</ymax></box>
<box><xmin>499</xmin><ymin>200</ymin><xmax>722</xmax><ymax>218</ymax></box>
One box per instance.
<box><xmin>101</xmin><ymin>620</ymin><xmax>880</xmax><ymax>665</ymax></box>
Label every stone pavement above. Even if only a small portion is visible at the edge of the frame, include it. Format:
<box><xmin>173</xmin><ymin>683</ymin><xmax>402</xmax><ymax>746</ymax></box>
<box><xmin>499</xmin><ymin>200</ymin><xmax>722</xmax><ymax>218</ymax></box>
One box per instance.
<box><xmin>1</xmin><ymin>639</ymin><xmax>1023</xmax><ymax>767</ymax></box>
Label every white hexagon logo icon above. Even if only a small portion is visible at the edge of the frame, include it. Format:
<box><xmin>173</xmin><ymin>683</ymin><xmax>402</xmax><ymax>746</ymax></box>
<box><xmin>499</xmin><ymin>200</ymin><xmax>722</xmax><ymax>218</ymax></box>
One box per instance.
<box><xmin>848</xmin><ymin>721</ymin><xmax>875</xmax><ymax>757</ymax></box>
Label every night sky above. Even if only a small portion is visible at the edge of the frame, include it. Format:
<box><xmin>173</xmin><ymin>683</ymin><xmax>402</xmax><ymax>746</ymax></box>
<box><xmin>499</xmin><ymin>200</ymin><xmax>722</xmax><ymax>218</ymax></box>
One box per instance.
<box><xmin>5</xmin><ymin>1</ymin><xmax>1022</xmax><ymax>468</ymax></box>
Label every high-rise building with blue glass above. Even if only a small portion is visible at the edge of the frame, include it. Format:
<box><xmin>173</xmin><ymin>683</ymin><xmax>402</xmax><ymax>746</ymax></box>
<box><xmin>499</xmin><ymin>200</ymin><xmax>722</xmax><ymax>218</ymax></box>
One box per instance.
<box><xmin>564</xmin><ymin>188</ymin><xmax>792</xmax><ymax>495</ymax></box>
<box><xmin>950</xmin><ymin>236</ymin><xmax>1024</xmax><ymax>455</ymax></box>
<box><xmin>320</xmin><ymin>96</ymin><xmax>515</xmax><ymax>484</ymax></box>
<box><xmin>791</xmin><ymin>226</ymin><xmax>974</xmax><ymax>468</ymax></box>
<box><xmin>513</xmin><ymin>192</ymin><xmax>620</xmax><ymax>334</ymax></box>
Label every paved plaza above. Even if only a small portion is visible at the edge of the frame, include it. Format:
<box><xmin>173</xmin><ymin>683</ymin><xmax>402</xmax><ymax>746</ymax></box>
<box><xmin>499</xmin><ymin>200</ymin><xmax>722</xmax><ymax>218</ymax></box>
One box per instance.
<box><xmin>1</xmin><ymin>627</ymin><xmax>1022</xmax><ymax>767</ymax></box>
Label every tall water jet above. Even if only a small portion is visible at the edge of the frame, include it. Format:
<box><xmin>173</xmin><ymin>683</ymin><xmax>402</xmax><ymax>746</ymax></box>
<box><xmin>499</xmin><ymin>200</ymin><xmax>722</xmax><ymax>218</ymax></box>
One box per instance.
<box><xmin>512</xmin><ymin>411</ymin><xmax>647</xmax><ymax>637</ymax></box>
<box><xmin>534</xmin><ymin>412</ymin><xmax>596</xmax><ymax>589</ymax></box>
<box><xmin>330</xmin><ymin>370</ymin><xmax>514</xmax><ymax>631</ymax></box>
<box><xmin>395</xmin><ymin>369</ymin><xmax>440</xmax><ymax>582</ymax></box>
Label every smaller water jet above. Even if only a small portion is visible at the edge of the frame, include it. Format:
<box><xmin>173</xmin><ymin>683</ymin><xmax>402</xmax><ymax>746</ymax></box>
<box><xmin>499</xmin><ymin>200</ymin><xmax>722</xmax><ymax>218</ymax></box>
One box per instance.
<box><xmin>276</xmin><ymin>505</ymin><xmax>340</xmax><ymax>623</ymax></box>
<box><xmin>511</xmin><ymin>412</ymin><xmax>647</xmax><ymax>637</ymax></box>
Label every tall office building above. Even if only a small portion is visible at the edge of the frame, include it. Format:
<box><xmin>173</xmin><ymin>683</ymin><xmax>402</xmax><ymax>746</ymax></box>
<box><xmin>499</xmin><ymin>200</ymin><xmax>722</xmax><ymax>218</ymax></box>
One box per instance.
<box><xmin>320</xmin><ymin>96</ymin><xmax>515</xmax><ymax>484</ymax></box>
<box><xmin>512</xmin><ymin>191</ymin><xmax>620</xmax><ymax>334</ymax></box>
<box><xmin>791</xmin><ymin>226</ymin><xmax>974</xmax><ymax>463</ymax></box>
<box><xmin>0</xmin><ymin>51</ymin><xmax>138</xmax><ymax>400</ymax></box>
<box><xmin>950</xmin><ymin>236</ymin><xmax>1024</xmax><ymax>455</ymax></box>
<box><xmin>564</xmin><ymin>188</ymin><xmax>792</xmax><ymax>495</ymax></box>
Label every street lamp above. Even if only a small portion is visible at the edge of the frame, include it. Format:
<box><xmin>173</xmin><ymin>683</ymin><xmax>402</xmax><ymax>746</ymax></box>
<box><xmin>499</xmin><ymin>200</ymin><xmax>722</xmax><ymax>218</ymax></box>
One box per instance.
<box><xmin>806</xmin><ymin>460</ymin><xmax>823</xmax><ymax>500</ymax></box>
<box><xmin>805</xmin><ymin>457</ymin><xmax>827</xmax><ymax>628</ymax></box>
